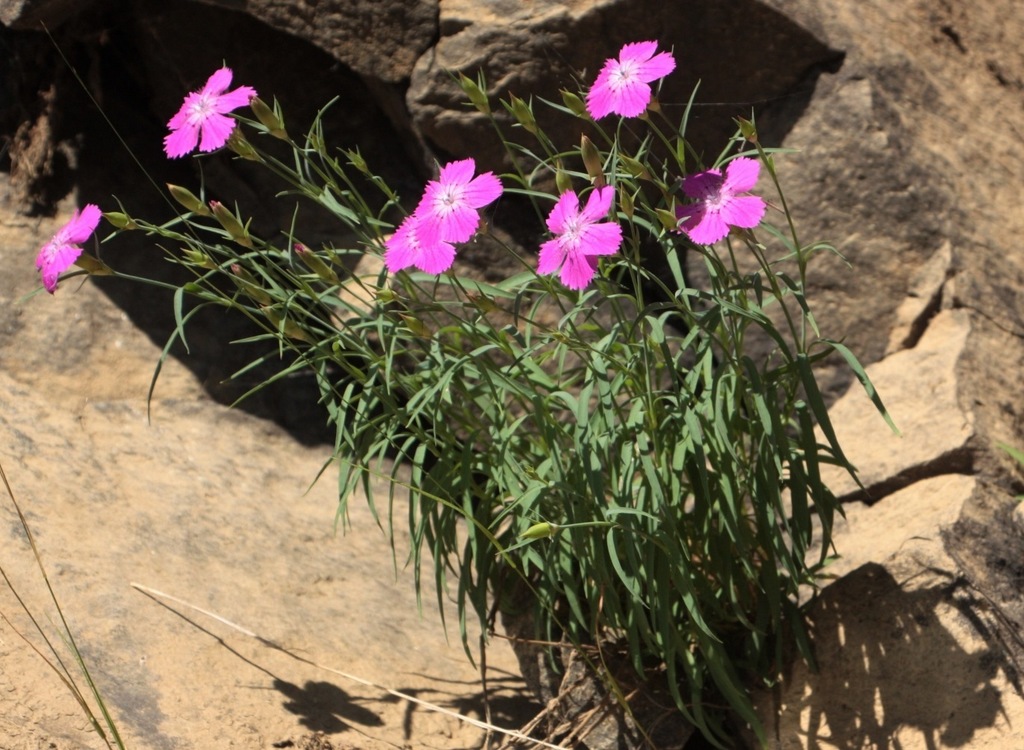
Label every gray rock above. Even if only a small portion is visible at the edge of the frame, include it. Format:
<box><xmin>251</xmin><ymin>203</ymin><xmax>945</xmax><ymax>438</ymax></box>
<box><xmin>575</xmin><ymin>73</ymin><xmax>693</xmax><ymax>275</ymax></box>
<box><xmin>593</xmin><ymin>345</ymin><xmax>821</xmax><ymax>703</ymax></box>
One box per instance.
<box><xmin>189</xmin><ymin>0</ymin><xmax>438</xmax><ymax>84</ymax></box>
<box><xmin>0</xmin><ymin>0</ymin><xmax>97</xmax><ymax>28</ymax></box>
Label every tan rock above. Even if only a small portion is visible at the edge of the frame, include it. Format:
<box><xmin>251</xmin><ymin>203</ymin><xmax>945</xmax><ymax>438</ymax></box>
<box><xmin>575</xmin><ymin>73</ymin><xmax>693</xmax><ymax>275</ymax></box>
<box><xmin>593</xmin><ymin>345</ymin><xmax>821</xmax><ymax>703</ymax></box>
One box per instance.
<box><xmin>0</xmin><ymin>197</ymin><xmax>531</xmax><ymax>750</ymax></box>
<box><xmin>820</xmin><ymin>308</ymin><xmax>974</xmax><ymax>501</ymax></box>
<box><xmin>765</xmin><ymin>555</ymin><xmax>1024</xmax><ymax>750</ymax></box>
<box><xmin>764</xmin><ymin>475</ymin><xmax>1024</xmax><ymax>750</ymax></box>
<box><xmin>817</xmin><ymin>473</ymin><xmax>975</xmax><ymax>584</ymax></box>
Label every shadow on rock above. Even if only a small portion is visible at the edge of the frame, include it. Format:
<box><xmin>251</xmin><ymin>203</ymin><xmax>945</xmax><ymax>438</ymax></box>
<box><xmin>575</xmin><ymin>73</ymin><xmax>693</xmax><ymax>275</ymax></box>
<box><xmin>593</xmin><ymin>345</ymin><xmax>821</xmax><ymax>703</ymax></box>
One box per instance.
<box><xmin>274</xmin><ymin>678</ymin><xmax>384</xmax><ymax>735</ymax></box>
<box><xmin>395</xmin><ymin>671</ymin><xmax>542</xmax><ymax>742</ymax></box>
<box><xmin>791</xmin><ymin>563</ymin><xmax>1006</xmax><ymax>748</ymax></box>
<box><xmin>3</xmin><ymin>1</ymin><xmax>423</xmax><ymax>446</ymax></box>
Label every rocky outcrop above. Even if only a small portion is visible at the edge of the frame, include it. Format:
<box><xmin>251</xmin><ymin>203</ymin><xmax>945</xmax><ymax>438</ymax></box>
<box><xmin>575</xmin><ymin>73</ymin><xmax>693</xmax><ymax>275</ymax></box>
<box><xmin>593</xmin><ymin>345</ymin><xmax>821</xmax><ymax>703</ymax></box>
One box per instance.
<box><xmin>3</xmin><ymin>0</ymin><xmax>1024</xmax><ymax>748</ymax></box>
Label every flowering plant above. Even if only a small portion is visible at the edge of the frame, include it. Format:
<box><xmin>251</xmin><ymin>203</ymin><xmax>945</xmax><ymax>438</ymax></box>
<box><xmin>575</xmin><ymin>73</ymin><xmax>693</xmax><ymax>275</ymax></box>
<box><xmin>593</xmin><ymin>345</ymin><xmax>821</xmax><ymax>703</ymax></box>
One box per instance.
<box><xmin>36</xmin><ymin>42</ymin><xmax>891</xmax><ymax>747</ymax></box>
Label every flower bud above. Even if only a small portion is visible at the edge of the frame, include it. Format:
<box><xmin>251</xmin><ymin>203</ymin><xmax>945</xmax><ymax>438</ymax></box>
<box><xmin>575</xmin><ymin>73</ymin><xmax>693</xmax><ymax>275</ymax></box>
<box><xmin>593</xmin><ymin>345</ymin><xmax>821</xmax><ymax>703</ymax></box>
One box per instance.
<box><xmin>736</xmin><ymin>117</ymin><xmax>759</xmax><ymax>144</ymax></box>
<box><xmin>560</xmin><ymin>89</ymin><xmax>587</xmax><ymax>117</ymax></box>
<box><xmin>260</xmin><ymin>303</ymin><xmax>311</xmax><ymax>342</ymax></box>
<box><xmin>580</xmin><ymin>135</ymin><xmax>606</xmax><ymax>188</ymax></box>
<box><xmin>73</xmin><ymin>253</ymin><xmax>112</xmax><ymax>277</ymax></box>
<box><xmin>555</xmin><ymin>160</ymin><xmax>573</xmax><ymax>195</ymax></box>
<box><xmin>520</xmin><ymin>522</ymin><xmax>559</xmax><ymax>541</ymax></box>
<box><xmin>618</xmin><ymin>184</ymin><xmax>634</xmax><ymax>219</ymax></box>
<box><xmin>656</xmin><ymin>208</ymin><xmax>679</xmax><ymax>231</ymax></box>
<box><xmin>167</xmin><ymin>184</ymin><xmax>211</xmax><ymax>216</ymax></box>
<box><xmin>399</xmin><ymin>314</ymin><xmax>432</xmax><ymax>339</ymax></box>
<box><xmin>104</xmin><ymin>211</ymin><xmax>137</xmax><ymax>230</ymax></box>
<box><xmin>458</xmin><ymin>72</ymin><xmax>491</xmax><ymax>115</ymax></box>
<box><xmin>261</xmin><ymin>304</ymin><xmax>312</xmax><ymax>342</ymax></box>
<box><xmin>468</xmin><ymin>292</ymin><xmax>499</xmax><ymax>313</ymax></box>
<box><xmin>620</xmin><ymin>154</ymin><xmax>651</xmax><ymax>181</ymax></box>
<box><xmin>507</xmin><ymin>94</ymin><xmax>537</xmax><ymax>135</ymax></box>
<box><xmin>183</xmin><ymin>248</ymin><xmax>217</xmax><ymax>269</ymax></box>
<box><xmin>226</xmin><ymin>128</ymin><xmax>261</xmax><ymax>161</ymax></box>
<box><xmin>345</xmin><ymin>148</ymin><xmax>369</xmax><ymax>175</ymax></box>
<box><xmin>294</xmin><ymin>243</ymin><xmax>340</xmax><ymax>284</ymax></box>
<box><xmin>250</xmin><ymin>97</ymin><xmax>289</xmax><ymax>140</ymax></box>
<box><xmin>210</xmin><ymin>201</ymin><xmax>254</xmax><ymax>248</ymax></box>
<box><xmin>229</xmin><ymin>263</ymin><xmax>272</xmax><ymax>305</ymax></box>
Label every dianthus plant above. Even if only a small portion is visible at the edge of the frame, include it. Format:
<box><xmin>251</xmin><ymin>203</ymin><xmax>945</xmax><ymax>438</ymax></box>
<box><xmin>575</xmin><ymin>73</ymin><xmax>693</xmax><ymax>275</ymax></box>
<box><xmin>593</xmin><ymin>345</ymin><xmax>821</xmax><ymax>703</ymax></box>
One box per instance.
<box><xmin>50</xmin><ymin>45</ymin><xmax>893</xmax><ymax>747</ymax></box>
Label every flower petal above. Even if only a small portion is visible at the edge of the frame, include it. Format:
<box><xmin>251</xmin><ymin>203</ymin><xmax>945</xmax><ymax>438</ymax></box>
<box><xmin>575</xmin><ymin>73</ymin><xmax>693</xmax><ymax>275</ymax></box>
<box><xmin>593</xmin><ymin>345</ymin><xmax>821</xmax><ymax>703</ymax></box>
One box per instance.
<box><xmin>577</xmin><ymin>221</ymin><xmax>622</xmax><ymax>258</ymax></box>
<box><xmin>384</xmin><ymin>216</ymin><xmax>422</xmax><ymax>272</ymax></box>
<box><xmin>64</xmin><ymin>204</ymin><xmax>102</xmax><ymax>243</ymax></box>
<box><xmin>197</xmin><ymin>113</ymin><xmax>236</xmax><ymax>152</ymax></box>
<box><xmin>419</xmin><ymin>202</ymin><xmax>479</xmax><ymax>245</ymax></box>
<box><xmin>438</xmin><ymin>158</ymin><xmax>477</xmax><ymax>186</ymax></box>
<box><xmin>579</xmin><ymin>186</ymin><xmax>615</xmax><ymax>224</ymax></box>
<box><xmin>722</xmin><ymin>157</ymin><xmax>760</xmax><ymax>194</ymax></box>
<box><xmin>608</xmin><ymin>80</ymin><xmax>652</xmax><ymax>118</ymax></box>
<box><xmin>537</xmin><ymin>237</ymin><xmax>566</xmax><ymax>276</ymax></box>
<box><xmin>681</xmin><ymin>169</ymin><xmax>723</xmax><ymax>200</ymax></box>
<box><xmin>165</xmin><ymin>67</ymin><xmax>255</xmax><ymax>159</ymax></box>
<box><xmin>167</xmin><ymin>93</ymin><xmax>200</xmax><ymax>130</ymax></box>
<box><xmin>164</xmin><ymin>124</ymin><xmax>200</xmax><ymax>158</ymax></box>
<box><xmin>463</xmin><ymin>172</ymin><xmax>503</xmax><ymax>209</ymax></box>
<box><xmin>42</xmin><ymin>244</ymin><xmax>83</xmax><ymax>289</ymax></box>
<box><xmin>586</xmin><ymin>42</ymin><xmax>674</xmax><ymax>119</ymax></box>
<box><xmin>585</xmin><ymin>69</ymin><xmax>620</xmax><ymax>120</ymax></box>
<box><xmin>636</xmin><ymin>50</ymin><xmax>676</xmax><ymax>83</ymax></box>
<box><xmin>546</xmin><ymin>190</ymin><xmax>580</xmax><ymax>234</ymax></box>
<box><xmin>415</xmin><ymin>239</ymin><xmax>457</xmax><ymax>274</ymax></box>
<box><xmin>214</xmin><ymin>85</ymin><xmax>257</xmax><ymax>113</ymax></box>
<box><xmin>684</xmin><ymin>210</ymin><xmax>729</xmax><ymax>245</ymax></box>
<box><xmin>718</xmin><ymin>194</ymin><xmax>766</xmax><ymax>230</ymax></box>
<box><xmin>560</xmin><ymin>250</ymin><xmax>598</xmax><ymax>290</ymax></box>
<box><xmin>203</xmin><ymin>66</ymin><xmax>234</xmax><ymax>96</ymax></box>
<box><xmin>618</xmin><ymin>41</ymin><xmax>659</xmax><ymax>64</ymax></box>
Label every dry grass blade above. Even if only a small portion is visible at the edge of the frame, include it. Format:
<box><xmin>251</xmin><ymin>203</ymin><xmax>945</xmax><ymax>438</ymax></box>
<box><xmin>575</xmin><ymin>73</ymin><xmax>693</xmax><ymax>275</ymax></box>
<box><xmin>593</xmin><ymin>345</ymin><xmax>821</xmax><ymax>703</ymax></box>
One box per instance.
<box><xmin>130</xmin><ymin>582</ymin><xmax>567</xmax><ymax>749</ymax></box>
<box><xmin>0</xmin><ymin>459</ymin><xmax>125</xmax><ymax>749</ymax></box>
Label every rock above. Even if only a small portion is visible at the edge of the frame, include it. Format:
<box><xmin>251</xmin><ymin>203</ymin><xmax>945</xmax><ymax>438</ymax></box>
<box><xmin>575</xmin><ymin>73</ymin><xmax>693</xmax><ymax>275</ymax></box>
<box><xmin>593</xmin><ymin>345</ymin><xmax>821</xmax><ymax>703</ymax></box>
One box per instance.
<box><xmin>189</xmin><ymin>0</ymin><xmax>437</xmax><ymax>84</ymax></box>
<box><xmin>0</xmin><ymin>0</ymin><xmax>97</xmax><ymax>28</ymax></box>
<box><xmin>0</xmin><ymin>0</ymin><xmax>436</xmax><ymax>83</ymax></box>
<box><xmin>818</xmin><ymin>307</ymin><xmax>974</xmax><ymax>502</ymax></box>
<box><xmin>408</xmin><ymin>0</ymin><xmax>842</xmax><ymax>173</ymax></box>
<box><xmin>1013</xmin><ymin>500</ymin><xmax>1024</xmax><ymax>537</ymax></box>
<box><xmin>762</xmin><ymin>557</ymin><xmax>1024</xmax><ymax>750</ymax></box>
<box><xmin>5</xmin><ymin>0</ymin><xmax>1024</xmax><ymax>747</ymax></box>
<box><xmin>884</xmin><ymin>241</ymin><xmax>953</xmax><ymax>356</ymax></box>
<box><xmin>0</xmin><ymin>188</ymin><xmax>536</xmax><ymax>750</ymax></box>
<box><xmin>815</xmin><ymin>474</ymin><xmax>976</xmax><ymax>584</ymax></box>
<box><xmin>761</xmin><ymin>474</ymin><xmax>1024</xmax><ymax>749</ymax></box>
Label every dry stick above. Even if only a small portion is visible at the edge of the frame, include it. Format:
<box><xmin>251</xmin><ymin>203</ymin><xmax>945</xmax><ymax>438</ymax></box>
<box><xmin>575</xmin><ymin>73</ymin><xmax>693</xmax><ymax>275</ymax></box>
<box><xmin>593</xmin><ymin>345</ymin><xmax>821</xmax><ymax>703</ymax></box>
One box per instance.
<box><xmin>130</xmin><ymin>582</ymin><xmax>566</xmax><ymax>750</ymax></box>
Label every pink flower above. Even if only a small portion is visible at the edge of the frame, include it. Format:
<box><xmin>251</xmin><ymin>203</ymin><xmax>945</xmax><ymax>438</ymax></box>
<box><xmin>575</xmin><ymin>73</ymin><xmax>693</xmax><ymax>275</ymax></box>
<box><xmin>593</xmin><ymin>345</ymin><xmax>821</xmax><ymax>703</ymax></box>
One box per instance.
<box><xmin>412</xmin><ymin>158</ymin><xmax>503</xmax><ymax>247</ymax></box>
<box><xmin>675</xmin><ymin>157</ymin><xmax>767</xmax><ymax>245</ymax></box>
<box><xmin>586</xmin><ymin>41</ymin><xmax>676</xmax><ymax>119</ymax></box>
<box><xmin>35</xmin><ymin>203</ymin><xmax>102</xmax><ymax>293</ymax></box>
<box><xmin>384</xmin><ymin>213</ymin><xmax>458</xmax><ymax>274</ymax></box>
<box><xmin>164</xmin><ymin>67</ymin><xmax>256</xmax><ymax>159</ymax></box>
<box><xmin>384</xmin><ymin>158</ymin><xmax>502</xmax><ymax>274</ymax></box>
<box><xmin>537</xmin><ymin>186</ymin><xmax>622</xmax><ymax>290</ymax></box>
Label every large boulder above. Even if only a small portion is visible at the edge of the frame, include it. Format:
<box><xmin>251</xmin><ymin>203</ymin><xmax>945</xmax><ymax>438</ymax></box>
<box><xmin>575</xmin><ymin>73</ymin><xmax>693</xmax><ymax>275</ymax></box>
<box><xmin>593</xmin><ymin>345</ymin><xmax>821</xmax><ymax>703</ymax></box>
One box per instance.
<box><xmin>408</xmin><ymin>0</ymin><xmax>842</xmax><ymax>176</ymax></box>
<box><xmin>0</xmin><ymin>0</ymin><xmax>436</xmax><ymax>83</ymax></box>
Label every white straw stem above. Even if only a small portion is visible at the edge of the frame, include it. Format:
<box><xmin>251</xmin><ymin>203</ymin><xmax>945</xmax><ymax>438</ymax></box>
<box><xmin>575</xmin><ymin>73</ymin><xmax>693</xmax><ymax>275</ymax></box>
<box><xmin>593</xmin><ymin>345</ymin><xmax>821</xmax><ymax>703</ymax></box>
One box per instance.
<box><xmin>130</xmin><ymin>582</ymin><xmax>565</xmax><ymax>750</ymax></box>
